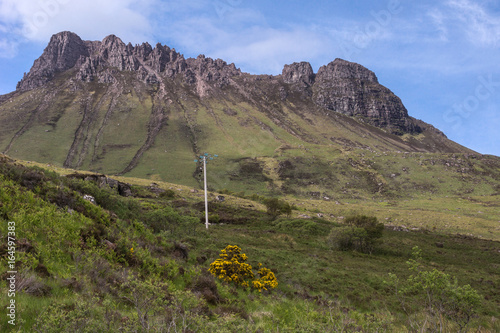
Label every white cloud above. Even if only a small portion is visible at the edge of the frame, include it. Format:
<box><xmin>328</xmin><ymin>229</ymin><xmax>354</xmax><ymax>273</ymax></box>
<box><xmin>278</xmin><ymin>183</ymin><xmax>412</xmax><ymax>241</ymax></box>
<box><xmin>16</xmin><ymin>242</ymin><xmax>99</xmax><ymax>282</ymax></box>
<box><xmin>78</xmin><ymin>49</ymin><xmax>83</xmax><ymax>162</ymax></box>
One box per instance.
<box><xmin>0</xmin><ymin>1</ymin><xmax>396</xmax><ymax>71</ymax></box>
<box><xmin>356</xmin><ymin>1</ymin><xmax>500</xmax><ymax>76</ymax></box>
<box><xmin>217</xmin><ymin>27</ymin><xmax>327</xmax><ymax>74</ymax></box>
<box><xmin>0</xmin><ymin>0</ymin><xmax>156</xmax><ymax>57</ymax></box>
<box><xmin>157</xmin><ymin>6</ymin><xmax>382</xmax><ymax>74</ymax></box>
<box><xmin>155</xmin><ymin>9</ymin><xmax>329</xmax><ymax>74</ymax></box>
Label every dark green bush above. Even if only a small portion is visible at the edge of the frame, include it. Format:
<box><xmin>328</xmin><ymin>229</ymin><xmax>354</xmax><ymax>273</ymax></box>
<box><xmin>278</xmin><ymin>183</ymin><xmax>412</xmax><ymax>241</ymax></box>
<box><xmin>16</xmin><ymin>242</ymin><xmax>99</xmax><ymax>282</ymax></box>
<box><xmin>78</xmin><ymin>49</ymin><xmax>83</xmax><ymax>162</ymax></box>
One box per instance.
<box><xmin>218</xmin><ymin>188</ymin><xmax>233</xmax><ymax>195</ymax></box>
<box><xmin>208</xmin><ymin>214</ymin><xmax>220</xmax><ymax>224</ymax></box>
<box><xmin>159</xmin><ymin>189</ymin><xmax>176</xmax><ymax>199</ymax></box>
<box><xmin>328</xmin><ymin>215</ymin><xmax>384</xmax><ymax>253</ymax></box>
<box><xmin>328</xmin><ymin>226</ymin><xmax>368</xmax><ymax>251</ymax></box>
<box><xmin>345</xmin><ymin>215</ymin><xmax>384</xmax><ymax>240</ymax></box>
<box><xmin>264</xmin><ymin>198</ymin><xmax>292</xmax><ymax>219</ymax></box>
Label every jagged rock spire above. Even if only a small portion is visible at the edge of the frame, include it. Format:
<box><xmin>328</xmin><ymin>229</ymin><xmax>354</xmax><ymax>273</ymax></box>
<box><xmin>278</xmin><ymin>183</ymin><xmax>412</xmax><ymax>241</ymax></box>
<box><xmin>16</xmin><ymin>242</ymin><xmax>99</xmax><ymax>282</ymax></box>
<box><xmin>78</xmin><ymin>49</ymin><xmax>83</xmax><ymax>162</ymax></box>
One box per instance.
<box><xmin>17</xmin><ymin>31</ymin><xmax>89</xmax><ymax>90</ymax></box>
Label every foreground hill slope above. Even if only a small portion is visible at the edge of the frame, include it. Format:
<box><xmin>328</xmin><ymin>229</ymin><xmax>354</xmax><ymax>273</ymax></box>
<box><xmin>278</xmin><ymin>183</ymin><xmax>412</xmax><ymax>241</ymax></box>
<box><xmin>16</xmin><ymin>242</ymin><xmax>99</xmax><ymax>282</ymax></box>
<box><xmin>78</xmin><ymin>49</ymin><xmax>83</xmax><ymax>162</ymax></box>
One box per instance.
<box><xmin>0</xmin><ymin>154</ymin><xmax>499</xmax><ymax>332</ymax></box>
<box><xmin>2</xmin><ymin>31</ymin><xmax>493</xmax><ymax>197</ymax></box>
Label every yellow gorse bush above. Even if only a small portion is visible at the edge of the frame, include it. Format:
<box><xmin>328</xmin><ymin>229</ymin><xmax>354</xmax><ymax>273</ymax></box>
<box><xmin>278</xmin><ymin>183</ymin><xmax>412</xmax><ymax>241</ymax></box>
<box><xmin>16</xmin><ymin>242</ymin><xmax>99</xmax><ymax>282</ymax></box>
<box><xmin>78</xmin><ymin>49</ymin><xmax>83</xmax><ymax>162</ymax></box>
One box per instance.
<box><xmin>208</xmin><ymin>245</ymin><xmax>277</xmax><ymax>292</ymax></box>
<box><xmin>253</xmin><ymin>264</ymin><xmax>278</xmax><ymax>291</ymax></box>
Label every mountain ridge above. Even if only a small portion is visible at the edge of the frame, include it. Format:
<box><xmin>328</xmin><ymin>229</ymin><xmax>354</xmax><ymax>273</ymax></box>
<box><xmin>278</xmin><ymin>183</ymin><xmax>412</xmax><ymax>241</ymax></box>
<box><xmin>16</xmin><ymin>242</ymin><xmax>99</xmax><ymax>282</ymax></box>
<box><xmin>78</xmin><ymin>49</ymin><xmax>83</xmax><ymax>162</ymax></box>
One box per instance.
<box><xmin>16</xmin><ymin>31</ymin><xmax>419</xmax><ymax>134</ymax></box>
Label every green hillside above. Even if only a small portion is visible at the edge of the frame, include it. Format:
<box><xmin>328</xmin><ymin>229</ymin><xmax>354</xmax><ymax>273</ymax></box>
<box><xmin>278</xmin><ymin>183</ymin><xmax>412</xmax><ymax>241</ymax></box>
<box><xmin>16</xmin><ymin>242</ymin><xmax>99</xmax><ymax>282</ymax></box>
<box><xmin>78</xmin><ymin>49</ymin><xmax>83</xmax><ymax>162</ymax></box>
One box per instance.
<box><xmin>2</xmin><ymin>70</ymin><xmax>499</xmax><ymax>202</ymax></box>
<box><xmin>1</xmin><ymin>154</ymin><xmax>499</xmax><ymax>332</ymax></box>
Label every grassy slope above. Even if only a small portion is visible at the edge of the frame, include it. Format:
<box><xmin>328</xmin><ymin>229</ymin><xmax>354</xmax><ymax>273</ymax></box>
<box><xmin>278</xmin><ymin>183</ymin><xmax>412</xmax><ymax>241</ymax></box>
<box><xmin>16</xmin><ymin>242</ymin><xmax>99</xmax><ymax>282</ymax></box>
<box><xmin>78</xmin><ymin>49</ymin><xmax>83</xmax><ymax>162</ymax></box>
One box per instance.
<box><xmin>1</xmin><ymin>154</ymin><xmax>499</xmax><ymax>332</ymax></box>
<box><xmin>2</xmin><ymin>73</ymin><xmax>493</xmax><ymax>202</ymax></box>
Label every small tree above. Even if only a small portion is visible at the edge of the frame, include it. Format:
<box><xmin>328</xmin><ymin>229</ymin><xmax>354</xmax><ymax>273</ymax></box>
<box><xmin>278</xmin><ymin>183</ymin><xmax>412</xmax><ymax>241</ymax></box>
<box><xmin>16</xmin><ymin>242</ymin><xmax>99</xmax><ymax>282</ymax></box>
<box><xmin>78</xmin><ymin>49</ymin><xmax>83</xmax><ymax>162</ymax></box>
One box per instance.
<box><xmin>327</xmin><ymin>226</ymin><xmax>368</xmax><ymax>251</ymax></box>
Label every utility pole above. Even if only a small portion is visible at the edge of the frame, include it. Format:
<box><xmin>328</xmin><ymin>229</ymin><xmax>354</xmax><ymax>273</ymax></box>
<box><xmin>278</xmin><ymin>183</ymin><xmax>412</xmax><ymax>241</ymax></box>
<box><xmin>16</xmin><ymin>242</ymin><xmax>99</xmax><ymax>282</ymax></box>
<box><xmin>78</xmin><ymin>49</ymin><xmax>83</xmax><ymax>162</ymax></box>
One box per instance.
<box><xmin>203</xmin><ymin>155</ymin><xmax>208</xmax><ymax>229</ymax></box>
<box><xmin>194</xmin><ymin>153</ymin><xmax>218</xmax><ymax>229</ymax></box>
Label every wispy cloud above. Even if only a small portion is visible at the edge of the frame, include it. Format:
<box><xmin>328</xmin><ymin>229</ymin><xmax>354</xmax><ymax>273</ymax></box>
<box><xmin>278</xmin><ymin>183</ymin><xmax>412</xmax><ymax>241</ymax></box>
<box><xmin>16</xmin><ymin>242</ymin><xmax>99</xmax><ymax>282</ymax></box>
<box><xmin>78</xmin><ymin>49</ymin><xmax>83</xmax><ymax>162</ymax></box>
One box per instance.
<box><xmin>0</xmin><ymin>0</ymin><xmax>156</xmax><ymax>58</ymax></box>
<box><xmin>153</xmin><ymin>7</ymin><xmax>329</xmax><ymax>74</ymax></box>
<box><xmin>426</xmin><ymin>0</ymin><xmax>500</xmax><ymax>47</ymax></box>
<box><xmin>216</xmin><ymin>27</ymin><xmax>327</xmax><ymax>74</ymax></box>
<box><xmin>0</xmin><ymin>38</ymin><xmax>18</xmax><ymax>58</ymax></box>
<box><xmin>427</xmin><ymin>8</ymin><xmax>449</xmax><ymax>42</ymax></box>
<box><xmin>448</xmin><ymin>0</ymin><xmax>500</xmax><ymax>46</ymax></box>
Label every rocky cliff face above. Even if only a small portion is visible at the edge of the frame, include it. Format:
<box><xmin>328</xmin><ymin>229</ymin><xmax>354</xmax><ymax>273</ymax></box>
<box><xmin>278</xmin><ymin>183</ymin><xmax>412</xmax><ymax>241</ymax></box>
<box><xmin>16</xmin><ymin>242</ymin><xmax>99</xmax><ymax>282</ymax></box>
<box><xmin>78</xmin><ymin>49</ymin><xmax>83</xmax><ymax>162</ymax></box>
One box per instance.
<box><xmin>311</xmin><ymin>59</ymin><xmax>418</xmax><ymax>134</ymax></box>
<box><xmin>17</xmin><ymin>31</ymin><xmax>419</xmax><ymax>134</ymax></box>
<box><xmin>279</xmin><ymin>59</ymin><xmax>420</xmax><ymax>134</ymax></box>
<box><xmin>282</xmin><ymin>62</ymin><xmax>315</xmax><ymax>86</ymax></box>
<box><xmin>17</xmin><ymin>31</ymin><xmax>240</xmax><ymax>90</ymax></box>
<box><xmin>17</xmin><ymin>31</ymin><xmax>89</xmax><ymax>90</ymax></box>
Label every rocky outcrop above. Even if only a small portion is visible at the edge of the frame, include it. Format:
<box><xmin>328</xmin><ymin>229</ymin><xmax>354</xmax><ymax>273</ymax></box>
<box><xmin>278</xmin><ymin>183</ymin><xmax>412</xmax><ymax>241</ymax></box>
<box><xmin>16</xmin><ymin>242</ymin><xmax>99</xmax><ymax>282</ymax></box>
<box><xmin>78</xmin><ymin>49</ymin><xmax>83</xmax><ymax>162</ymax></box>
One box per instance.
<box><xmin>315</xmin><ymin>58</ymin><xmax>378</xmax><ymax>82</ymax></box>
<box><xmin>66</xmin><ymin>173</ymin><xmax>133</xmax><ymax>197</ymax></box>
<box><xmin>185</xmin><ymin>55</ymin><xmax>240</xmax><ymax>87</ymax></box>
<box><xmin>17</xmin><ymin>31</ymin><xmax>89</xmax><ymax>91</ymax></box>
<box><xmin>17</xmin><ymin>31</ymin><xmax>240</xmax><ymax>91</ymax></box>
<box><xmin>282</xmin><ymin>62</ymin><xmax>315</xmax><ymax>86</ymax></box>
<box><xmin>312</xmin><ymin>59</ymin><xmax>419</xmax><ymax>134</ymax></box>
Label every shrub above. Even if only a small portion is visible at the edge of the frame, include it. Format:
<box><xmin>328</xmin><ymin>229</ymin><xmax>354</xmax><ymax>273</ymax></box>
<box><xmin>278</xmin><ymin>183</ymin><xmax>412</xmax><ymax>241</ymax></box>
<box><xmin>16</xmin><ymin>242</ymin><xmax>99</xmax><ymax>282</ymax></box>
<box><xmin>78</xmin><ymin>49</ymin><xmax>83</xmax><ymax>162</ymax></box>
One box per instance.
<box><xmin>208</xmin><ymin>214</ymin><xmax>220</xmax><ymax>224</ymax></box>
<box><xmin>190</xmin><ymin>273</ymin><xmax>220</xmax><ymax>305</ymax></box>
<box><xmin>20</xmin><ymin>169</ymin><xmax>47</xmax><ymax>190</ymax></box>
<box><xmin>208</xmin><ymin>245</ymin><xmax>278</xmax><ymax>292</ymax></box>
<box><xmin>345</xmin><ymin>215</ymin><xmax>384</xmax><ymax>240</ymax></box>
<box><xmin>264</xmin><ymin>198</ymin><xmax>292</xmax><ymax>219</ymax></box>
<box><xmin>386</xmin><ymin>246</ymin><xmax>481</xmax><ymax>332</ymax></box>
<box><xmin>159</xmin><ymin>189</ymin><xmax>175</xmax><ymax>199</ymax></box>
<box><xmin>328</xmin><ymin>215</ymin><xmax>384</xmax><ymax>253</ymax></box>
<box><xmin>252</xmin><ymin>264</ymin><xmax>278</xmax><ymax>292</ymax></box>
<box><xmin>328</xmin><ymin>226</ymin><xmax>368</xmax><ymax>251</ymax></box>
<box><xmin>218</xmin><ymin>188</ymin><xmax>233</xmax><ymax>195</ymax></box>
<box><xmin>208</xmin><ymin>245</ymin><xmax>254</xmax><ymax>287</ymax></box>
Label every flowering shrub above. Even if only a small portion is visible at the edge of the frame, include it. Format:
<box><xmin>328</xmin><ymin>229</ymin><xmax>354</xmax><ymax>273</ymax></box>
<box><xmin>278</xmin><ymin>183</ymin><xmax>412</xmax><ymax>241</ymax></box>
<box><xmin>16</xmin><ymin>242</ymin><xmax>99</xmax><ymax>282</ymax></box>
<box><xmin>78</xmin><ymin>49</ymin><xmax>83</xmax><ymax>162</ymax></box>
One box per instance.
<box><xmin>208</xmin><ymin>245</ymin><xmax>254</xmax><ymax>287</ymax></box>
<box><xmin>208</xmin><ymin>245</ymin><xmax>278</xmax><ymax>292</ymax></box>
<box><xmin>252</xmin><ymin>264</ymin><xmax>278</xmax><ymax>291</ymax></box>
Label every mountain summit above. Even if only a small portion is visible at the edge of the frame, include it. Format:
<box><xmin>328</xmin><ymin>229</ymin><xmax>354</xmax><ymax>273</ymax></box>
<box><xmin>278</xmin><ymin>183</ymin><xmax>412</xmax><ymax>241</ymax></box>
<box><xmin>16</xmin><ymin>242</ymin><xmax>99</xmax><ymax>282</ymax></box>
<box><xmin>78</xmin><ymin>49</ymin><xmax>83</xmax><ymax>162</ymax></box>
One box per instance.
<box><xmin>2</xmin><ymin>31</ymin><xmax>491</xmax><ymax>197</ymax></box>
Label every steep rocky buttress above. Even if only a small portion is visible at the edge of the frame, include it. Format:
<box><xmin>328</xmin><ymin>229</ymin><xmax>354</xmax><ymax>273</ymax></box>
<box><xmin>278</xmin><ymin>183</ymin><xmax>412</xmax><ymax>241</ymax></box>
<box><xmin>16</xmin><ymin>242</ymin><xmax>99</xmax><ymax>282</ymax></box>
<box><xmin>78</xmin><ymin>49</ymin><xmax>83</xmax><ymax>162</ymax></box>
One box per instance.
<box><xmin>282</xmin><ymin>59</ymin><xmax>420</xmax><ymax>134</ymax></box>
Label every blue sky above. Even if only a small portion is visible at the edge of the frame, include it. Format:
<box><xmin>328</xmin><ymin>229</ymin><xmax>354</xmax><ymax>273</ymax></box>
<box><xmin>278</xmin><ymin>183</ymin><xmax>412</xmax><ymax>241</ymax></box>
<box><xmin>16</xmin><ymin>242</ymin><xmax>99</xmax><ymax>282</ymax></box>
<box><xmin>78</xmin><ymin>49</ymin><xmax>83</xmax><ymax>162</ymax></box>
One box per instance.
<box><xmin>1</xmin><ymin>0</ymin><xmax>499</xmax><ymax>156</ymax></box>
